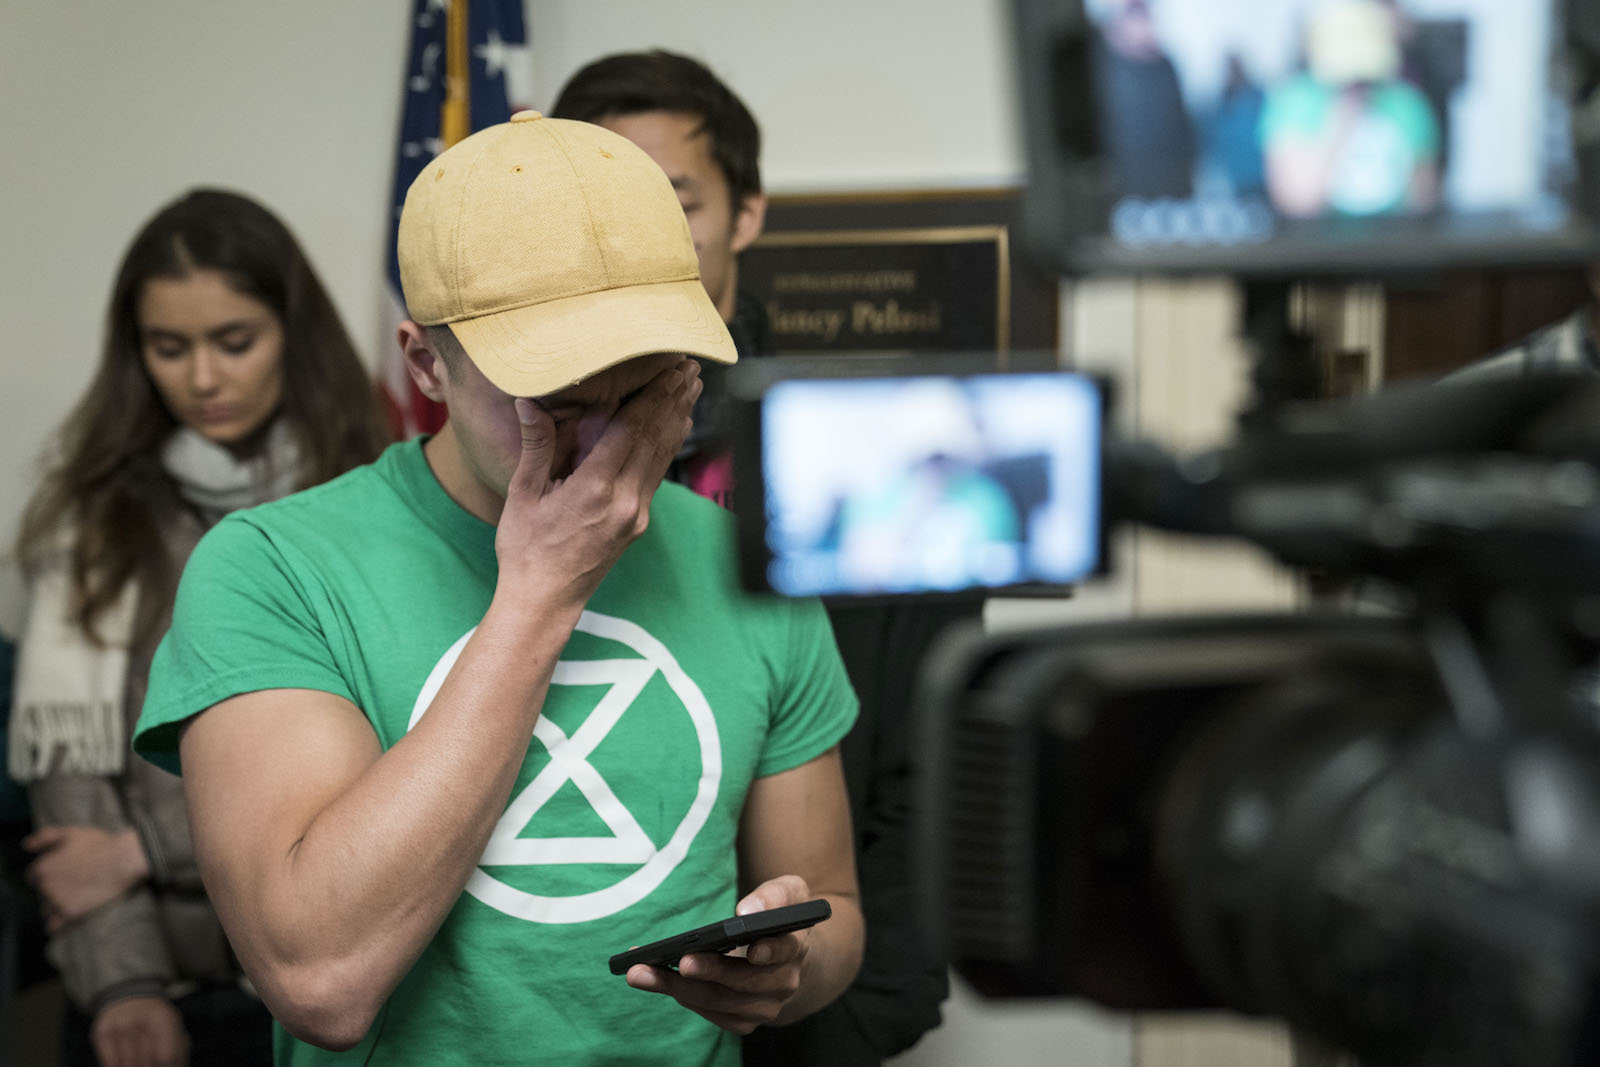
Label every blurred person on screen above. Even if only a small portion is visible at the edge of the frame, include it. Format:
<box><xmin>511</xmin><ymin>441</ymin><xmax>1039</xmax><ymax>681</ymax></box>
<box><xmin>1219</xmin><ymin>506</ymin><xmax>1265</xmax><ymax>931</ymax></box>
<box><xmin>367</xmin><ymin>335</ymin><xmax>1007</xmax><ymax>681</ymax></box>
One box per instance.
<box><xmin>1261</xmin><ymin>0</ymin><xmax>1441</xmax><ymax>219</ymax></box>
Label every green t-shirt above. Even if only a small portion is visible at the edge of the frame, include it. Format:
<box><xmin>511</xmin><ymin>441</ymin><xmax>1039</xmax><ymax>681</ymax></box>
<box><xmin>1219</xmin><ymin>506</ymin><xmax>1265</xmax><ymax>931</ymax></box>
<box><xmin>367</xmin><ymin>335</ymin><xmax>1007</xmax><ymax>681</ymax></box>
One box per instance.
<box><xmin>134</xmin><ymin>439</ymin><xmax>857</xmax><ymax>1066</ymax></box>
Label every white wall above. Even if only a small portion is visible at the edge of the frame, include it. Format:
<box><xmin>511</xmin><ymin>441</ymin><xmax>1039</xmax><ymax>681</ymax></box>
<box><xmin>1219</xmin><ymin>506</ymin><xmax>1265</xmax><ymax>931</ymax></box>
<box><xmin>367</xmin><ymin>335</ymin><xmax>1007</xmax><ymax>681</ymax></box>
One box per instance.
<box><xmin>527</xmin><ymin>2</ymin><xmax>1026</xmax><ymax>192</ymax></box>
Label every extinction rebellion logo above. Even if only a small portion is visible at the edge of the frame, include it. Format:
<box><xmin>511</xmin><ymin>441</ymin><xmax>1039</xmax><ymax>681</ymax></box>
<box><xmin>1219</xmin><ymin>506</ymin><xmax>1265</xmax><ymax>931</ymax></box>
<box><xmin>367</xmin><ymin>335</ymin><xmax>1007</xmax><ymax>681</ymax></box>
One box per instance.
<box><xmin>407</xmin><ymin>611</ymin><xmax>721</xmax><ymax>923</ymax></box>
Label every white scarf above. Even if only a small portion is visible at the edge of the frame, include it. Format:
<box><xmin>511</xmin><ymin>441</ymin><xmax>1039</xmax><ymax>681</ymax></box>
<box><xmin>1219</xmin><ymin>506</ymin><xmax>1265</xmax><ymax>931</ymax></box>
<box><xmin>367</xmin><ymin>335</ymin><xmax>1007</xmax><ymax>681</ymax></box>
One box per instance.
<box><xmin>7</xmin><ymin>422</ymin><xmax>302</xmax><ymax>781</ymax></box>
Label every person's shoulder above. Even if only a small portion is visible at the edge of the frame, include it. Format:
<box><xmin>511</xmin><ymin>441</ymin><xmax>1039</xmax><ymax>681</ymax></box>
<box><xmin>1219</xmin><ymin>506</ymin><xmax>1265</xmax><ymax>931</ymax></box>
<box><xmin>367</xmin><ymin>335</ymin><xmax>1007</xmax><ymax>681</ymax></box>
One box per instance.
<box><xmin>179</xmin><ymin>443</ymin><xmax>411</xmax><ymax>579</ymax></box>
<box><xmin>1377</xmin><ymin>79</ymin><xmax>1439</xmax><ymax>137</ymax></box>
<box><xmin>1261</xmin><ymin>74</ymin><xmax>1324</xmax><ymax>127</ymax></box>
<box><xmin>229</xmin><ymin>441</ymin><xmax>410</xmax><ymax>530</ymax></box>
<box><xmin>652</xmin><ymin>480</ymin><xmax>737</xmax><ymax>530</ymax></box>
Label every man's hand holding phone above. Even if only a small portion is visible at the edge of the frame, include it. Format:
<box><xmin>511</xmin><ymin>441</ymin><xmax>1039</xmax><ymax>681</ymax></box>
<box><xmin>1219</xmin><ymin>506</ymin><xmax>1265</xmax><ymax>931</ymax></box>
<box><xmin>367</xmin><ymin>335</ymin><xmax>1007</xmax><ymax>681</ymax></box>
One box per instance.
<box><xmin>621</xmin><ymin>876</ymin><xmax>825</xmax><ymax>1034</ymax></box>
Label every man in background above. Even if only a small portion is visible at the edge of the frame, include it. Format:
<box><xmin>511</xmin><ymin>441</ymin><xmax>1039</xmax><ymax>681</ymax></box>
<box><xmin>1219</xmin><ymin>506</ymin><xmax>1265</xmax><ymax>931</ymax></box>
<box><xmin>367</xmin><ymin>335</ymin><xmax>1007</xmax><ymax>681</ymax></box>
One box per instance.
<box><xmin>554</xmin><ymin>51</ymin><xmax>954</xmax><ymax>1066</ymax></box>
<box><xmin>555</xmin><ymin>51</ymin><xmax>767</xmax><ymax>507</ymax></box>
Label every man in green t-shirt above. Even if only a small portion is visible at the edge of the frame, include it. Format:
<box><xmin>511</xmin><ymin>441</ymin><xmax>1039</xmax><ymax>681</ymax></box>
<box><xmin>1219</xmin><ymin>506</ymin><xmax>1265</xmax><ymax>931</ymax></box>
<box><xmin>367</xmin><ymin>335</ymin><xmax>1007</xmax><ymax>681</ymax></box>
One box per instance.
<box><xmin>133</xmin><ymin>113</ymin><xmax>864</xmax><ymax>1065</ymax></box>
<box><xmin>1261</xmin><ymin>0</ymin><xmax>1441</xmax><ymax>219</ymax></box>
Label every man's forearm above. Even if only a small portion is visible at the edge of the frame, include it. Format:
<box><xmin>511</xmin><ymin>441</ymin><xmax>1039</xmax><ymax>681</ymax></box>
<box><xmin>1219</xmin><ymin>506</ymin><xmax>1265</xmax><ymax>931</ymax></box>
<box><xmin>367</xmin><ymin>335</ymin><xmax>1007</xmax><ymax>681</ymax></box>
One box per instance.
<box><xmin>773</xmin><ymin>893</ymin><xmax>865</xmax><ymax>1026</ymax></box>
<box><xmin>186</xmin><ymin>592</ymin><xmax>583</xmax><ymax>1049</ymax></box>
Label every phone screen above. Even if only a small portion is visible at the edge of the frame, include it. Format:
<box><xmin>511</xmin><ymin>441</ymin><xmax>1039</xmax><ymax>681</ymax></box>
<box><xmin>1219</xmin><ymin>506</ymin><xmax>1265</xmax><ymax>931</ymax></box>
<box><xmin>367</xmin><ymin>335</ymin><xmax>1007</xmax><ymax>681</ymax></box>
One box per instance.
<box><xmin>753</xmin><ymin>370</ymin><xmax>1103</xmax><ymax>599</ymax></box>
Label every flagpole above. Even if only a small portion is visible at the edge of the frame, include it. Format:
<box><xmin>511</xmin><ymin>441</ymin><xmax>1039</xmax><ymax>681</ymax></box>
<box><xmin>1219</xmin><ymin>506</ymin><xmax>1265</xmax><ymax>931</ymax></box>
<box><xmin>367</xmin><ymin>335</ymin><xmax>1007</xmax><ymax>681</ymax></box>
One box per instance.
<box><xmin>442</xmin><ymin>0</ymin><xmax>471</xmax><ymax>149</ymax></box>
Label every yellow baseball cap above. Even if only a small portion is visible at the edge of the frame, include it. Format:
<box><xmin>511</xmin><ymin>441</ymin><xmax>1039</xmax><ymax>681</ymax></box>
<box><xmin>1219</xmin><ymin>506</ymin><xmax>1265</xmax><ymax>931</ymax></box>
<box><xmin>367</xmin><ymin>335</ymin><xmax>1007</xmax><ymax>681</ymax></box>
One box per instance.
<box><xmin>397</xmin><ymin>110</ymin><xmax>736</xmax><ymax>397</ymax></box>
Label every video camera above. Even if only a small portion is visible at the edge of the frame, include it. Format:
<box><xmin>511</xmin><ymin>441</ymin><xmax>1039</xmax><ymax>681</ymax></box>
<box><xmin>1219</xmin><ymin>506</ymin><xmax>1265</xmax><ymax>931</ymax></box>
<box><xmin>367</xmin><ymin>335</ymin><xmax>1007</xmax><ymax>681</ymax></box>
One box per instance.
<box><xmin>724</xmin><ymin>0</ymin><xmax>1600</xmax><ymax>1064</ymax></box>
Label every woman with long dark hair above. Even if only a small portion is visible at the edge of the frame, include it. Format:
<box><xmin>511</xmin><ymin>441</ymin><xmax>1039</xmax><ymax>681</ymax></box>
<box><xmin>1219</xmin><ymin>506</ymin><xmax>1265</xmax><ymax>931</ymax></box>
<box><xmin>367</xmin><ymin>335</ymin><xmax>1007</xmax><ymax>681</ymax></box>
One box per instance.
<box><xmin>8</xmin><ymin>188</ymin><xmax>389</xmax><ymax>1066</ymax></box>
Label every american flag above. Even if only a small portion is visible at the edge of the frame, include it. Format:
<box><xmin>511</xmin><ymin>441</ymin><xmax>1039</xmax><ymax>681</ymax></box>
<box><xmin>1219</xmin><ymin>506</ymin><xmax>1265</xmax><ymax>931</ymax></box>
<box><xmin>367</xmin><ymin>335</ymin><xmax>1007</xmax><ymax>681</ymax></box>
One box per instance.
<box><xmin>379</xmin><ymin>0</ymin><xmax>531</xmax><ymax>439</ymax></box>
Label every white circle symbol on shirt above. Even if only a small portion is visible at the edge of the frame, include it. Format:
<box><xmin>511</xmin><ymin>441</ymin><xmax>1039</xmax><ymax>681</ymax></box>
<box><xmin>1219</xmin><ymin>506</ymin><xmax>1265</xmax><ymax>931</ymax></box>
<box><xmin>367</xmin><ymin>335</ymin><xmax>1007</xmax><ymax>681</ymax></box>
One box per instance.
<box><xmin>407</xmin><ymin>610</ymin><xmax>722</xmax><ymax>923</ymax></box>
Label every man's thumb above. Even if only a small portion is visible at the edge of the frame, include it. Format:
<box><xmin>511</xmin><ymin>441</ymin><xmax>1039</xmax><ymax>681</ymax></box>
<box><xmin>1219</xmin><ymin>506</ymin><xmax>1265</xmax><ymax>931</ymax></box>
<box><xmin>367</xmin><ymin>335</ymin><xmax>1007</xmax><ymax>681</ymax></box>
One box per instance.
<box><xmin>508</xmin><ymin>398</ymin><xmax>556</xmax><ymax>497</ymax></box>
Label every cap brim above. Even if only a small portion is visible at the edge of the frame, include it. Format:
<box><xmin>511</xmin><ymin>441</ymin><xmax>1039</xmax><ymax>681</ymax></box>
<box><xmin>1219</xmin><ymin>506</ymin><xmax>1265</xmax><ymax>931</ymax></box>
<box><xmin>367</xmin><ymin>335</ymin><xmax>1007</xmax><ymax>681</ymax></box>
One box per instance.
<box><xmin>447</xmin><ymin>278</ymin><xmax>737</xmax><ymax>398</ymax></box>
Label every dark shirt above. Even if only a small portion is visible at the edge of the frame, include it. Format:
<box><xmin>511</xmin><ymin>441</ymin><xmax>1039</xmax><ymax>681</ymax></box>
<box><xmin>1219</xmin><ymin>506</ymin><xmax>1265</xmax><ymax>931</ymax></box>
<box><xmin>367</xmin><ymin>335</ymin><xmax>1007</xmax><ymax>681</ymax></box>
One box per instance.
<box><xmin>741</xmin><ymin>602</ymin><xmax>964</xmax><ymax>1066</ymax></box>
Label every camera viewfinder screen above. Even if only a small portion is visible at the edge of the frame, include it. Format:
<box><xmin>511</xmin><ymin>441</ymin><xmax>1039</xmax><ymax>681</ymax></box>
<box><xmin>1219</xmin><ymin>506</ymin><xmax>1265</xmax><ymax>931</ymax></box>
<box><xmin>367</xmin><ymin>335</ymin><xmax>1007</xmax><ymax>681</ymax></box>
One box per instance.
<box><xmin>760</xmin><ymin>372</ymin><xmax>1102</xmax><ymax>598</ymax></box>
<box><xmin>1078</xmin><ymin>0</ymin><xmax>1579</xmax><ymax>264</ymax></box>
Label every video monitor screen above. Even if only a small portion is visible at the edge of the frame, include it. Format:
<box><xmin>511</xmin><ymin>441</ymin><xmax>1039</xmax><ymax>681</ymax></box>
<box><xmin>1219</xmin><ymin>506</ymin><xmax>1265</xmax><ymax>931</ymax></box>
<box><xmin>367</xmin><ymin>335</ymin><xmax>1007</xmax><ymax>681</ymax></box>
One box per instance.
<box><xmin>1016</xmin><ymin>0</ymin><xmax>1600</xmax><ymax>275</ymax></box>
<box><xmin>741</xmin><ymin>368</ymin><xmax>1103</xmax><ymax>600</ymax></box>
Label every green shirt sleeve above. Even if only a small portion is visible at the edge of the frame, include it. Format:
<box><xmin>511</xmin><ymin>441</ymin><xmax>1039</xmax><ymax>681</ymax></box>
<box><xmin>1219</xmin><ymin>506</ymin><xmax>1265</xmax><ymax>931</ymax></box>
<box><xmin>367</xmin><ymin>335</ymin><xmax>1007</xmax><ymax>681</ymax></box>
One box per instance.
<box><xmin>133</xmin><ymin>514</ymin><xmax>354</xmax><ymax>774</ymax></box>
<box><xmin>755</xmin><ymin>596</ymin><xmax>859</xmax><ymax>778</ymax></box>
<box><xmin>1379</xmin><ymin>81</ymin><xmax>1440</xmax><ymax>158</ymax></box>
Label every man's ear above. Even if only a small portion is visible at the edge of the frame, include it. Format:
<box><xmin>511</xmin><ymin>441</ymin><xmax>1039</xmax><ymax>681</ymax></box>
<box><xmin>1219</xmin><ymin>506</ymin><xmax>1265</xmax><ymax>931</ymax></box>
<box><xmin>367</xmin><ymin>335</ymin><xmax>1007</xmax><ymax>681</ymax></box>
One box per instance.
<box><xmin>730</xmin><ymin>192</ymin><xmax>767</xmax><ymax>256</ymax></box>
<box><xmin>398</xmin><ymin>321</ymin><xmax>448</xmax><ymax>403</ymax></box>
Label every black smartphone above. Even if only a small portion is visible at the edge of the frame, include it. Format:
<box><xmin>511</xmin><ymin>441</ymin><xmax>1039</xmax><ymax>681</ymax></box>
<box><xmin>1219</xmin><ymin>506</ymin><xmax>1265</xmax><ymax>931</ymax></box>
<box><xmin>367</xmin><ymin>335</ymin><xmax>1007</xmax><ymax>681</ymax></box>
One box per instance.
<box><xmin>608</xmin><ymin>899</ymin><xmax>832</xmax><ymax>975</ymax></box>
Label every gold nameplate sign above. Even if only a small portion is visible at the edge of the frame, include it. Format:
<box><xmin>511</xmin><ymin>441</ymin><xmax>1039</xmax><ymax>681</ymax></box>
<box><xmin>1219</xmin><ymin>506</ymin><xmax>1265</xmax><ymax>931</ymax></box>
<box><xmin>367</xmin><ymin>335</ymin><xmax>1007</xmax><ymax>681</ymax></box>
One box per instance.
<box><xmin>741</xmin><ymin>190</ymin><xmax>1059</xmax><ymax>358</ymax></box>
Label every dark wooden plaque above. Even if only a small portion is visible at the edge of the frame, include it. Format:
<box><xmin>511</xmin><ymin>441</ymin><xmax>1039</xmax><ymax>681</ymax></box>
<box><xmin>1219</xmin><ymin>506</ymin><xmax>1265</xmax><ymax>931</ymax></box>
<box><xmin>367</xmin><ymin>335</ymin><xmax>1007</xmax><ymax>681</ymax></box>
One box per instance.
<box><xmin>741</xmin><ymin>189</ymin><xmax>1060</xmax><ymax>359</ymax></box>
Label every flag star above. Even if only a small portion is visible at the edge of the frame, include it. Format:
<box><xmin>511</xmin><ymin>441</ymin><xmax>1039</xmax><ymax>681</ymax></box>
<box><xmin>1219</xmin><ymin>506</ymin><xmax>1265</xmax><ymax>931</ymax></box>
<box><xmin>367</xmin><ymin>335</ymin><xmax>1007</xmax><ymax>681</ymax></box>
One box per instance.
<box><xmin>417</xmin><ymin>0</ymin><xmax>448</xmax><ymax>28</ymax></box>
<box><xmin>422</xmin><ymin>137</ymin><xmax>445</xmax><ymax>157</ymax></box>
<box><xmin>476</xmin><ymin>28</ymin><xmax>511</xmax><ymax>79</ymax></box>
<box><xmin>409</xmin><ymin>41</ymin><xmax>442</xmax><ymax>92</ymax></box>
